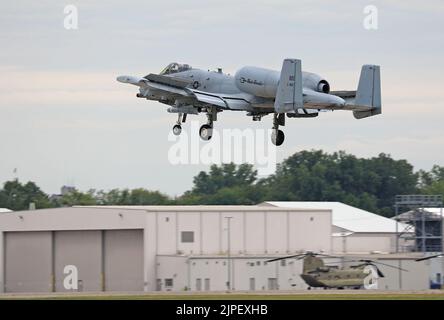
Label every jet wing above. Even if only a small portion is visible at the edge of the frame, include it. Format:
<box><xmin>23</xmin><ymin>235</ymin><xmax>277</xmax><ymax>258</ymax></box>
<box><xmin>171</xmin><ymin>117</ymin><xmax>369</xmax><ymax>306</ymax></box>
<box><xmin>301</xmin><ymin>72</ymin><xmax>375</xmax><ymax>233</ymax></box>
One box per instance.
<box><xmin>189</xmin><ymin>89</ymin><xmax>252</xmax><ymax>110</ymax></box>
<box><xmin>118</xmin><ymin>74</ymin><xmax>251</xmax><ymax>110</ymax></box>
<box><xmin>146</xmin><ymin>81</ymin><xmax>192</xmax><ymax>97</ymax></box>
<box><xmin>144</xmin><ymin>73</ymin><xmax>193</xmax><ymax>88</ymax></box>
<box><xmin>190</xmin><ymin>90</ymin><xmax>227</xmax><ymax>108</ymax></box>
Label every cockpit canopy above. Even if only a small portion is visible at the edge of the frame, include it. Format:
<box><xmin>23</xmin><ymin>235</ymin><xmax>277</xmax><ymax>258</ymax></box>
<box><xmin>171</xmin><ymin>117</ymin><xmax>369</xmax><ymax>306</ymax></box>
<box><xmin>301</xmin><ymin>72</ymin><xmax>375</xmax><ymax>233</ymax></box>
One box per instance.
<box><xmin>159</xmin><ymin>62</ymin><xmax>192</xmax><ymax>75</ymax></box>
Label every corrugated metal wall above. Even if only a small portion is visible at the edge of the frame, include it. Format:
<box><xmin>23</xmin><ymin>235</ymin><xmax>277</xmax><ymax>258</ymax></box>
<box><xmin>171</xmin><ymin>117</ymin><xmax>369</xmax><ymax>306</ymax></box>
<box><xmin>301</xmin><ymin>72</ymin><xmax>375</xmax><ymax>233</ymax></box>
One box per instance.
<box><xmin>54</xmin><ymin>231</ymin><xmax>102</xmax><ymax>292</ymax></box>
<box><xmin>5</xmin><ymin>231</ymin><xmax>52</xmax><ymax>292</ymax></box>
<box><xmin>104</xmin><ymin>230</ymin><xmax>144</xmax><ymax>291</ymax></box>
<box><xmin>3</xmin><ymin>229</ymin><xmax>144</xmax><ymax>293</ymax></box>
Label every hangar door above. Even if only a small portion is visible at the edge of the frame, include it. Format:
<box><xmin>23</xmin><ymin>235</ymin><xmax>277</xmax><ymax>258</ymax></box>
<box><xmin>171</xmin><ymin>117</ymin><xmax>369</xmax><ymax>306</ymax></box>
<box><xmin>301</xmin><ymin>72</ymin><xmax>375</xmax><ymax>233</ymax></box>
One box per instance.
<box><xmin>5</xmin><ymin>232</ymin><xmax>52</xmax><ymax>292</ymax></box>
<box><xmin>4</xmin><ymin>229</ymin><xmax>144</xmax><ymax>293</ymax></box>
<box><xmin>54</xmin><ymin>231</ymin><xmax>102</xmax><ymax>292</ymax></box>
<box><xmin>104</xmin><ymin>229</ymin><xmax>144</xmax><ymax>291</ymax></box>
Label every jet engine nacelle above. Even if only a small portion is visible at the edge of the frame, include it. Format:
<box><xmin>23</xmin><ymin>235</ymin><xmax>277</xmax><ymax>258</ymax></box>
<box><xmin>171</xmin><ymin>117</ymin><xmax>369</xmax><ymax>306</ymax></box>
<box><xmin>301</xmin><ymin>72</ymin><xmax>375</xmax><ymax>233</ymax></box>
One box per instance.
<box><xmin>234</xmin><ymin>66</ymin><xmax>280</xmax><ymax>98</ymax></box>
<box><xmin>235</xmin><ymin>66</ymin><xmax>330</xmax><ymax>98</ymax></box>
<box><xmin>303</xmin><ymin>72</ymin><xmax>330</xmax><ymax>94</ymax></box>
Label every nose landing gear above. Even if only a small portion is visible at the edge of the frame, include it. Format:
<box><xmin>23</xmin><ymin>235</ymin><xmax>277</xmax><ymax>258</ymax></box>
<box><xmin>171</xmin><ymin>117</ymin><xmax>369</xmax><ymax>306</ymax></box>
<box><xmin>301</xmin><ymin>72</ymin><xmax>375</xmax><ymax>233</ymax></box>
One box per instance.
<box><xmin>172</xmin><ymin>124</ymin><xmax>182</xmax><ymax>136</ymax></box>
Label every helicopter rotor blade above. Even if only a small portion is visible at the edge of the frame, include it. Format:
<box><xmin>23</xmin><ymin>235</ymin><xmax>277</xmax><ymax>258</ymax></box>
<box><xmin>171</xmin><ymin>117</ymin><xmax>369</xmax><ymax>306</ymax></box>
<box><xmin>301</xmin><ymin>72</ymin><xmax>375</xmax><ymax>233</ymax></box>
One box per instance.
<box><xmin>367</xmin><ymin>263</ymin><xmax>385</xmax><ymax>278</ymax></box>
<box><xmin>266</xmin><ymin>251</ymin><xmax>339</xmax><ymax>263</ymax></box>
<box><xmin>362</xmin><ymin>260</ymin><xmax>408</xmax><ymax>272</ymax></box>
<box><xmin>415</xmin><ymin>254</ymin><xmax>443</xmax><ymax>262</ymax></box>
<box><xmin>328</xmin><ymin>257</ymin><xmax>409</xmax><ymax>272</ymax></box>
<box><xmin>265</xmin><ymin>253</ymin><xmax>305</xmax><ymax>263</ymax></box>
<box><xmin>313</xmin><ymin>253</ymin><xmax>343</xmax><ymax>259</ymax></box>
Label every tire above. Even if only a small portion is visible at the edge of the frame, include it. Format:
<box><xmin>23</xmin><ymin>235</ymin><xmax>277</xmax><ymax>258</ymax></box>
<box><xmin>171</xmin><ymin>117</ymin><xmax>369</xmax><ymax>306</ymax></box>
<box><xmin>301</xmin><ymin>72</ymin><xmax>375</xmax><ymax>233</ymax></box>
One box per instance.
<box><xmin>172</xmin><ymin>125</ymin><xmax>182</xmax><ymax>136</ymax></box>
<box><xmin>199</xmin><ymin>124</ymin><xmax>213</xmax><ymax>141</ymax></box>
<box><xmin>271</xmin><ymin>129</ymin><xmax>284</xmax><ymax>146</ymax></box>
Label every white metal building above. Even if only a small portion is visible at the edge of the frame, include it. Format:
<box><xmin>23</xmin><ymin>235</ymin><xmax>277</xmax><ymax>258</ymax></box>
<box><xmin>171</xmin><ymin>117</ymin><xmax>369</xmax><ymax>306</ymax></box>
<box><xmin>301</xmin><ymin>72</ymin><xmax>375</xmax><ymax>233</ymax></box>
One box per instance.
<box><xmin>156</xmin><ymin>253</ymin><xmax>428</xmax><ymax>292</ymax></box>
<box><xmin>262</xmin><ymin>202</ymin><xmax>413</xmax><ymax>254</ymax></box>
<box><xmin>0</xmin><ymin>203</ymin><xmax>429</xmax><ymax>293</ymax></box>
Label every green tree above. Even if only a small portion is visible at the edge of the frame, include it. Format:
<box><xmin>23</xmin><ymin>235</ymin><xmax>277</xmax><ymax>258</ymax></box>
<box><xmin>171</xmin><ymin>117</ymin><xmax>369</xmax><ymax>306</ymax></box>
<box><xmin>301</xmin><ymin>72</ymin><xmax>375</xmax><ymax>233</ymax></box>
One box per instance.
<box><xmin>53</xmin><ymin>189</ymin><xmax>97</xmax><ymax>207</ymax></box>
<box><xmin>190</xmin><ymin>163</ymin><xmax>257</xmax><ymax>196</ymax></box>
<box><xmin>0</xmin><ymin>180</ymin><xmax>52</xmax><ymax>210</ymax></box>
<box><xmin>418</xmin><ymin>165</ymin><xmax>444</xmax><ymax>188</ymax></box>
<box><xmin>260</xmin><ymin>150</ymin><xmax>418</xmax><ymax>216</ymax></box>
<box><xmin>421</xmin><ymin>180</ymin><xmax>444</xmax><ymax>198</ymax></box>
<box><xmin>94</xmin><ymin>188</ymin><xmax>171</xmax><ymax>205</ymax></box>
<box><xmin>129</xmin><ymin>188</ymin><xmax>170</xmax><ymax>205</ymax></box>
<box><xmin>179</xmin><ymin>163</ymin><xmax>259</xmax><ymax>204</ymax></box>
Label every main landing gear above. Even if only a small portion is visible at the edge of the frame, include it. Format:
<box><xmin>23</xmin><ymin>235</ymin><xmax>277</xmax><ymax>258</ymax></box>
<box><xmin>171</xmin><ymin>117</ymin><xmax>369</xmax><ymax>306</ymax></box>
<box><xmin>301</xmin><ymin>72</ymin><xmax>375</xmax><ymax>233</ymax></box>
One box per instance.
<box><xmin>199</xmin><ymin>107</ymin><xmax>216</xmax><ymax>141</ymax></box>
<box><xmin>271</xmin><ymin>113</ymin><xmax>285</xmax><ymax>146</ymax></box>
<box><xmin>171</xmin><ymin>107</ymin><xmax>217</xmax><ymax>141</ymax></box>
<box><xmin>199</xmin><ymin>124</ymin><xmax>212</xmax><ymax>140</ymax></box>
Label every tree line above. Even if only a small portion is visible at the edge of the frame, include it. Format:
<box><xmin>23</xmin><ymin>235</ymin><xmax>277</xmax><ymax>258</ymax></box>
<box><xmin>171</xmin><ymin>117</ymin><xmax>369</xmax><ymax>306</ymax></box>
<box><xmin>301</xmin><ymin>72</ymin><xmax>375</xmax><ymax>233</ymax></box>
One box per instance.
<box><xmin>1</xmin><ymin>150</ymin><xmax>443</xmax><ymax>217</ymax></box>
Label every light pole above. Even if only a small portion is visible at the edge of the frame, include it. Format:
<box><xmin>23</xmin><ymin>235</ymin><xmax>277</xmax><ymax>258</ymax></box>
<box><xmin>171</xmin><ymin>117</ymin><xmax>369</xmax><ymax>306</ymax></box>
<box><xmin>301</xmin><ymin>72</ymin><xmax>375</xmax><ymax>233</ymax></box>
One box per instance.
<box><xmin>441</xmin><ymin>206</ymin><xmax>443</xmax><ymax>288</ymax></box>
<box><xmin>225</xmin><ymin>216</ymin><xmax>233</xmax><ymax>291</ymax></box>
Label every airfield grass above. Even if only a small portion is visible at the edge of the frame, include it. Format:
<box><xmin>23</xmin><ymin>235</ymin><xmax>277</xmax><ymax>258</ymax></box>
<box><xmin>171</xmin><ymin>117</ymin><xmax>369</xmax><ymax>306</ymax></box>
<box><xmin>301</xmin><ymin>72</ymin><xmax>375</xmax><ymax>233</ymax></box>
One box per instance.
<box><xmin>2</xmin><ymin>292</ymin><xmax>444</xmax><ymax>300</ymax></box>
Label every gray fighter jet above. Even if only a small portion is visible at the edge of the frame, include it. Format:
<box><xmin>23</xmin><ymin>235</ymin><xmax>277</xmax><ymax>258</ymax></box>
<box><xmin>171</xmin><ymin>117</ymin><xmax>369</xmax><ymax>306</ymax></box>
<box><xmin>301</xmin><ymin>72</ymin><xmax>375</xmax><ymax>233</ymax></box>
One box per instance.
<box><xmin>117</xmin><ymin>59</ymin><xmax>381</xmax><ymax>146</ymax></box>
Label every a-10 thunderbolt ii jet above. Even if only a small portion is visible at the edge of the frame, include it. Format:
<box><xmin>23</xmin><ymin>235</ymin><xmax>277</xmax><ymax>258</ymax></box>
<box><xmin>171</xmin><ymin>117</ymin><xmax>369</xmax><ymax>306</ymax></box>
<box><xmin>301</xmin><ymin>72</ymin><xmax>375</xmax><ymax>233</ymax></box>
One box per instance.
<box><xmin>117</xmin><ymin>59</ymin><xmax>381</xmax><ymax>146</ymax></box>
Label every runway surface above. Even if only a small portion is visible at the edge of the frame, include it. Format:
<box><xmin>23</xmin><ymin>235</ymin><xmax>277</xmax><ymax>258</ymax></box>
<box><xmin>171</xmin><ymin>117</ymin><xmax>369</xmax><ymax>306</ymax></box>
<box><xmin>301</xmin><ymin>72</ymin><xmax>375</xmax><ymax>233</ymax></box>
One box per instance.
<box><xmin>1</xmin><ymin>290</ymin><xmax>444</xmax><ymax>300</ymax></box>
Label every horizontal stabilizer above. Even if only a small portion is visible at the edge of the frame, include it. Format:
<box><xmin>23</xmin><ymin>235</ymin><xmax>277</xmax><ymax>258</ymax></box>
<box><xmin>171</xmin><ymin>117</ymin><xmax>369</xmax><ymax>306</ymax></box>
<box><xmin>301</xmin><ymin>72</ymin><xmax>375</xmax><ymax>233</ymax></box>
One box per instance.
<box><xmin>330</xmin><ymin>90</ymin><xmax>356</xmax><ymax>98</ymax></box>
<box><xmin>274</xmin><ymin>59</ymin><xmax>303</xmax><ymax>113</ymax></box>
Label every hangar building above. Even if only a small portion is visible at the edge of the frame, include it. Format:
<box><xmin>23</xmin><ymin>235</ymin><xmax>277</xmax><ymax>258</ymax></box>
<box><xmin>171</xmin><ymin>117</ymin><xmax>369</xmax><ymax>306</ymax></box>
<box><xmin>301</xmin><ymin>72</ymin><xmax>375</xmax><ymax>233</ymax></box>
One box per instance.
<box><xmin>0</xmin><ymin>203</ymin><xmax>429</xmax><ymax>293</ymax></box>
<box><xmin>262</xmin><ymin>202</ymin><xmax>414</xmax><ymax>253</ymax></box>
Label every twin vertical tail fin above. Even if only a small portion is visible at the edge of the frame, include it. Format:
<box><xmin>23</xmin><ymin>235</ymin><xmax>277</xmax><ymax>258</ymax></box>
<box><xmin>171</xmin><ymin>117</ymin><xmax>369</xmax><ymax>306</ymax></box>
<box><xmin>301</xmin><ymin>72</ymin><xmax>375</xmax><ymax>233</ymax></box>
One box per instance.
<box><xmin>274</xmin><ymin>59</ymin><xmax>303</xmax><ymax>113</ymax></box>
<box><xmin>353</xmin><ymin>65</ymin><xmax>381</xmax><ymax>119</ymax></box>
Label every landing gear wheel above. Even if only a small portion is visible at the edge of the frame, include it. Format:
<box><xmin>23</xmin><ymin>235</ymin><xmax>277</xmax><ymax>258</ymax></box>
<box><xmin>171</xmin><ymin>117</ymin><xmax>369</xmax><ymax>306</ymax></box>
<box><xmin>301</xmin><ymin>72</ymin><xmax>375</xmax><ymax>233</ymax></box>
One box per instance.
<box><xmin>172</xmin><ymin>125</ymin><xmax>182</xmax><ymax>136</ymax></box>
<box><xmin>271</xmin><ymin>129</ymin><xmax>284</xmax><ymax>146</ymax></box>
<box><xmin>199</xmin><ymin>124</ymin><xmax>213</xmax><ymax>141</ymax></box>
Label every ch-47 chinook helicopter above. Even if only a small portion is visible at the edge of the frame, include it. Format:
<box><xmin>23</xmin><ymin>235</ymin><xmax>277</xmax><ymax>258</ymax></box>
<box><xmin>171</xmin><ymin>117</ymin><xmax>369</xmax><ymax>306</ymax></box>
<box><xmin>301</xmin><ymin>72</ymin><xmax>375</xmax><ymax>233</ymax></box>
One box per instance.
<box><xmin>117</xmin><ymin>59</ymin><xmax>381</xmax><ymax>146</ymax></box>
<box><xmin>266</xmin><ymin>252</ymin><xmax>407</xmax><ymax>290</ymax></box>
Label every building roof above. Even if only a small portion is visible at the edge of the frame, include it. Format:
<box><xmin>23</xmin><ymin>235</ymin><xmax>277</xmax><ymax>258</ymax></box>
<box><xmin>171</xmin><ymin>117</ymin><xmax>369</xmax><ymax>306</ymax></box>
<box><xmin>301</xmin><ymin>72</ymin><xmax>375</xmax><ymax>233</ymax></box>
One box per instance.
<box><xmin>158</xmin><ymin>252</ymin><xmax>424</xmax><ymax>260</ymax></box>
<box><xmin>415</xmin><ymin>207</ymin><xmax>444</xmax><ymax>216</ymax></box>
<box><xmin>393</xmin><ymin>207</ymin><xmax>444</xmax><ymax>221</ymax></box>
<box><xmin>262</xmin><ymin>201</ymin><xmax>410</xmax><ymax>233</ymax></box>
<box><xmin>74</xmin><ymin>205</ymin><xmax>329</xmax><ymax>212</ymax></box>
<box><xmin>0</xmin><ymin>208</ymin><xmax>12</xmax><ymax>213</ymax></box>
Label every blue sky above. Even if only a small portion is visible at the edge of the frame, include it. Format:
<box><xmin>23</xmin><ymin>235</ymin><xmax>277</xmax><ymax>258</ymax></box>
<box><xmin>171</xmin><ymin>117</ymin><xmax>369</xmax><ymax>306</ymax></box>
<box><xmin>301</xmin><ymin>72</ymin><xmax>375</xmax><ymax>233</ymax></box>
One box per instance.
<box><xmin>1</xmin><ymin>0</ymin><xmax>443</xmax><ymax>195</ymax></box>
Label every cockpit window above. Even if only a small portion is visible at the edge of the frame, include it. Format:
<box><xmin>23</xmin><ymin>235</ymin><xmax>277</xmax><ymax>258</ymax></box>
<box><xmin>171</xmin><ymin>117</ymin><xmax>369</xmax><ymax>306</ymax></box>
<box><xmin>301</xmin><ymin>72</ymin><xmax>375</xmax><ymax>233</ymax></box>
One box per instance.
<box><xmin>159</xmin><ymin>62</ymin><xmax>192</xmax><ymax>75</ymax></box>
